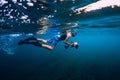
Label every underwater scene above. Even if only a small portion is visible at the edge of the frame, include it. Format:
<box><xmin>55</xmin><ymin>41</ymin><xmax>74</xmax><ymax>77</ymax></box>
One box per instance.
<box><xmin>0</xmin><ymin>0</ymin><xmax>120</xmax><ymax>80</ymax></box>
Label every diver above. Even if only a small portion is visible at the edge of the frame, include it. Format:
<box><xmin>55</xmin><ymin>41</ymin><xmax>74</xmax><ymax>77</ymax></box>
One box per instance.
<box><xmin>18</xmin><ymin>31</ymin><xmax>79</xmax><ymax>50</ymax></box>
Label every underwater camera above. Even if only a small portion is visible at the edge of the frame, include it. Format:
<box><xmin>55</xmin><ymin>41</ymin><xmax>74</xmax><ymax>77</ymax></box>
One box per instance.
<box><xmin>64</xmin><ymin>42</ymin><xmax>79</xmax><ymax>49</ymax></box>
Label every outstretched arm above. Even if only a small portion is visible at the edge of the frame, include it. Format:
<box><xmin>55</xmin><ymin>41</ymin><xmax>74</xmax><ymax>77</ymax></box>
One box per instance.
<box><xmin>64</xmin><ymin>32</ymin><xmax>74</xmax><ymax>46</ymax></box>
<box><xmin>64</xmin><ymin>36</ymin><xmax>72</xmax><ymax>45</ymax></box>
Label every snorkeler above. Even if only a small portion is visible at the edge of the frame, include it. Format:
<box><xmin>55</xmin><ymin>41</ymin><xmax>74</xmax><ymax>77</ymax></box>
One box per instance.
<box><xmin>18</xmin><ymin>31</ymin><xmax>79</xmax><ymax>50</ymax></box>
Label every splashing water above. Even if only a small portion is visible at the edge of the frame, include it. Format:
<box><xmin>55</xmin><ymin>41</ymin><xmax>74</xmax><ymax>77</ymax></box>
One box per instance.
<box><xmin>0</xmin><ymin>33</ymin><xmax>33</xmax><ymax>55</ymax></box>
<box><xmin>75</xmin><ymin>0</ymin><xmax>120</xmax><ymax>14</ymax></box>
<box><xmin>0</xmin><ymin>0</ymin><xmax>43</xmax><ymax>25</ymax></box>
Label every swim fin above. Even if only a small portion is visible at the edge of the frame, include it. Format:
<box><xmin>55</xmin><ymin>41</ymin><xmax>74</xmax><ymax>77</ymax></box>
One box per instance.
<box><xmin>18</xmin><ymin>36</ymin><xmax>37</xmax><ymax>45</ymax></box>
<box><xmin>24</xmin><ymin>36</ymin><xmax>37</xmax><ymax>41</ymax></box>
<box><xmin>18</xmin><ymin>40</ymin><xmax>25</xmax><ymax>45</ymax></box>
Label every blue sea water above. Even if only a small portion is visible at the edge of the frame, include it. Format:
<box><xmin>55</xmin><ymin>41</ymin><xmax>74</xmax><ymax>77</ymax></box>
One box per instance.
<box><xmin>0</xmin><ymin>0</ymin><xmax>120</xmax><ymax>80</ymax></box>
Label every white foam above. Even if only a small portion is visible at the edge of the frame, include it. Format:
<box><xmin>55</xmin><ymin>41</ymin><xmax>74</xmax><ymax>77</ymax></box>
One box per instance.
<box><xmin>75</xmin><ymin>0</ymin><xmax>120</xmax><ymax>14</ymax></box>
<box><xmin>27</xmin><ymin>2</ymin><xmax>34</xmax><ymax>6</ymax></box>
<box><xmin>0</xmin><ymin>0</ymin><xmax>8</xmax><ymax>6</ymax></box>
<box><xmin>12</xmin><ymin>0</ymin><xmax>17</xmax><ymax>3</ymax></box>
<box><xmin>20</xmin><ymin>15</ymin><xmax>28</xmax><ymax>19</ymax></box>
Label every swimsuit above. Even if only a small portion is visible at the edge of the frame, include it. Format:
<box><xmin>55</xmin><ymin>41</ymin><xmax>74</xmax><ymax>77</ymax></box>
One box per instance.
<box><xmin>47</xmin><ymin>33</ymin><xmax>67</xmax><ymax>47</ymax></box>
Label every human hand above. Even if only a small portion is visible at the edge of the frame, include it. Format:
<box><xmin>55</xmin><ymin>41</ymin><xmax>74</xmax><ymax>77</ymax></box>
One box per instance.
<box><xmin>71</xmin><ymin>42</ymin><xmax>79</xmax><ymax>49</ymax></box>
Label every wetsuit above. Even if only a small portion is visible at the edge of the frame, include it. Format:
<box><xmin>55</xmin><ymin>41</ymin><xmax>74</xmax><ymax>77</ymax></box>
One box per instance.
<box><xmin>47</xmin><ymin>33</ymin><xmax>67</xmax><ymax>47</ymax></box>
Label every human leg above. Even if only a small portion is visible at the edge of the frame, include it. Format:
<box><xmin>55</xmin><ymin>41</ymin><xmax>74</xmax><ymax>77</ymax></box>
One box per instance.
<box><xmin>18</xmin><ymin>40</ymin><xmax>42</xmax><ymax>47</ymax></box>
<box><xmin>36</xmin><ymin>38</ymin><xmax>47</xmax><ymax>44</ymax></box>
<box><xmin>41</xmin><ymin>44</ymin><xmax>54</xmax><ymax>50</ymax></box>
<box><xmin>19</xmin><ymin>35</ymin><xmax>48</xmax><ymax>44</ymax></box>
<box><xmin>18</xmin><ymin>36</ymin><xmax>57</xmax><ymax>50</ymax></box>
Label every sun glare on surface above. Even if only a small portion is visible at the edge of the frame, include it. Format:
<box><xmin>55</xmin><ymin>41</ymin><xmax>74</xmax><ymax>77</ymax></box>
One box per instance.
<box><xmin>75</xmin><ymin>0</ymin><xmax>120</xmax><ymax>14</ymax></box>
